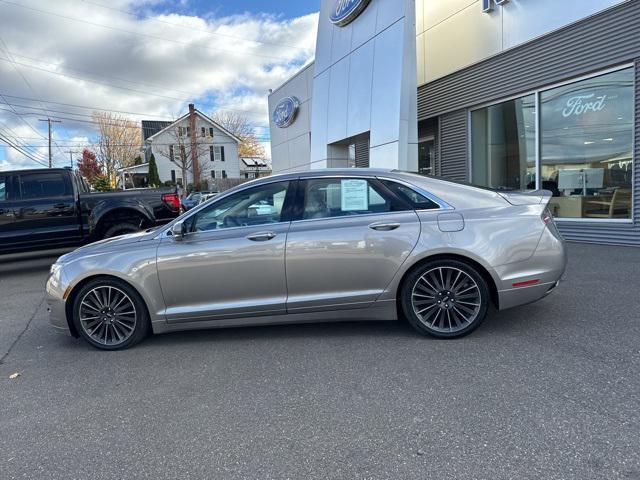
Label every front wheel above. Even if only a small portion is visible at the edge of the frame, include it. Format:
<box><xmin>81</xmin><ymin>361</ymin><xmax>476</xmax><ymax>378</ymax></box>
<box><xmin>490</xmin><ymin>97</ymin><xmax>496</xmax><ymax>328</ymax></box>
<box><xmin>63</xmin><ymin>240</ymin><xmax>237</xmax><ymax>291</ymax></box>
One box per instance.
<box><xmin>72</xmin><ymin>278</ymin><xmax>150</xmax><ymax>350</ymax></box>
<box><xmin>400</xmin><ymin>259</ymin><xmax>490</xmax><ymax>338</ymax></box>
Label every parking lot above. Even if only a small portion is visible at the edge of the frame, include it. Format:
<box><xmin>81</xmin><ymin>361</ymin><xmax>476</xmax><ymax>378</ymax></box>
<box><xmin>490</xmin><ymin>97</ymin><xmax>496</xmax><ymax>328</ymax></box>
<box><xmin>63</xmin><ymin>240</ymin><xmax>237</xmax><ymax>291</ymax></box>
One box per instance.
<box><xmin>1</xmin><ymin>243</ymin><xmax>639</xmax><ymax>479</ymax></box>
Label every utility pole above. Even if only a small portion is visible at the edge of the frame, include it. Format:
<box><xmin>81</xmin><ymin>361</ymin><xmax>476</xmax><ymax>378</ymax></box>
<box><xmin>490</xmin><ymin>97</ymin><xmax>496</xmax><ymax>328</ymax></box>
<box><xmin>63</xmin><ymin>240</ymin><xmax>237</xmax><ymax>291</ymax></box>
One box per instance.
<box><xmin>38</xmin><ymin>118</ymin><xmax>62</xmax><ymax>168</ymax></box>
<box><xmin>188</xmin><ymin>103</ymin><xmax>200</xmax><ymax>185</ymax></box>
<box><xmin>67</xmin><ymin>150</ymin><xmax>74</xmax><ymax>169</ymax></box>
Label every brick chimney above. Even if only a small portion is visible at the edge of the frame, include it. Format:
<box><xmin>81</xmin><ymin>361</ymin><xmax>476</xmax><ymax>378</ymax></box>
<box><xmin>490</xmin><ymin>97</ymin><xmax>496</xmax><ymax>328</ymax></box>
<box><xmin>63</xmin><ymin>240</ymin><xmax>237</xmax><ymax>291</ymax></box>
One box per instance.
<box><xmin>188</xmin><ymin>103</ymin><xmax>200</xmax><ymax>185</ymax></box>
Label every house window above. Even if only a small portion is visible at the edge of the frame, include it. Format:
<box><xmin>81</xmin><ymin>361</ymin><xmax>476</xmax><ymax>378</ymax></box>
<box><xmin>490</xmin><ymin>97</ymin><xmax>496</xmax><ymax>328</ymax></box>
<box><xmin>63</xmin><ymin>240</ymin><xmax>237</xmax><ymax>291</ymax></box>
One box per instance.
<box><xmin>222</xmin><ymin>170</ymin><xmax>227</xmax><ymax>179</ymax></box>
<box><xmin>171</xmin><ymin>170</ymin><xmax>176</xmax><ymax>182</ymax></box>
<box><xmin>186</xmin><ymin>126</ymin><xmax>190</xmax><ymax>136</ymax></box>
<box><xmin>209</xmin><ymin>146</ymin><xmax>214</xmax><ymax>162</ymax></box>
<box><xmin>244</xmin><ymin>173</ymin><xmax>249</xmax><ymax>179</ymax></box>
<box><xmin>169</xmin><ymin>145</ymin><xmax>174</xmax><ymax>162</ymax></box>
<box><xmin>471</xmin><ymin>66</ymin><xmax>634</xmax><ymax>221</ymax></box>
<box><xmin>211</xmin><ymin>170</ymin><xmax>216</xmax><ymax>179</ymax></box>
<box><xmin>212</xmin><ymin>146</ymin><xmax>224</xmax><ymax>162</ymax></box>
<box><xmin>201</xmin><ymin>127</ymin><xmax>206</xmax><ymax>137</ymax></box>
<box><xmin>209</xmin><ymin>127</ymin><xmax>214</xmax><ymax>137</ymax></box>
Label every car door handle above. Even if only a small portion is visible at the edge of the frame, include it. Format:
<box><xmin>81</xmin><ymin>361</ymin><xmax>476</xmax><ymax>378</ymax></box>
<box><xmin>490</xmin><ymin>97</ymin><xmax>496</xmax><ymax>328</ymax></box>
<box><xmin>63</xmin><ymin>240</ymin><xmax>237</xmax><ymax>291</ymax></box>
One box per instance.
<box><xmin>246</xmin><ymin>231</ymin><xmax>276</xmax><ymax>242</ymax></box>
<box><xmin>53</xmin><ymin>203</ymin><xmax>69</xmax><ymax>209</ymax></box>
<box><xmin>368</xmin><ymin>222</ymin><xmax>400</xmax><ymax>231</ymax></box>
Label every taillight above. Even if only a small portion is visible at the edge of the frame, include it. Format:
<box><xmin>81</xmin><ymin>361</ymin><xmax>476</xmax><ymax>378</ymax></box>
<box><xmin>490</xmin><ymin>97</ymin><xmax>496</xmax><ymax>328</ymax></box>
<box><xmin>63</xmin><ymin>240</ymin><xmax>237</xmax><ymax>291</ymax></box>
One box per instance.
<box><xmin>162</xmin><ymin>193</ymin><xmax>181</xmax><ymax>211</ymax></box>
<box><xmin>541</xmin><ymin>207</ymin><xmax>553</xmax><ymax>225</ymax></box>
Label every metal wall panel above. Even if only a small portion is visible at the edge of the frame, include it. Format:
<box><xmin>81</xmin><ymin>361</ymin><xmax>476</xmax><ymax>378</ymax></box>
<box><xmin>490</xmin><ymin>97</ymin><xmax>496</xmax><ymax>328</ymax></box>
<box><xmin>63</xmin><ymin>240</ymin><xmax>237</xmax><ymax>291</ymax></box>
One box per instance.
<box><xmin>418</xmin><ymin>1</ymin><xmax>640</xmax><ymax>119</ymax></box>
<box><xmin>439</xmin><ymin>110</ymin><xmax>468</xmax><ymax>182</ymax></box>
<box><xmin>418</xmin><ymin>2</ymin><xmax>640</xmax><ymax>245</ymax></box>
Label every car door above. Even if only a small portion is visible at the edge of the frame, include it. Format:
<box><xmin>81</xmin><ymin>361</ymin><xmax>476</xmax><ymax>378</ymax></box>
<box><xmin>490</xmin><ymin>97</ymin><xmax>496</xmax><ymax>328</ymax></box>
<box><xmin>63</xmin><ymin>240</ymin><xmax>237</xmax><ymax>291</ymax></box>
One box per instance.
<box><xmin>13</xmin><ymin>171</ymin><xmax>81</xmax><ymax>250</ymax></box>
<box><xmin>284</xmin><ymin>176</ymin><xmax>421</xmax><ymax>313</ymax></box>
<box><xmin>156</xmin><ymin>180</ymin><xmax>294</xmax><ymax>323</ymax></box>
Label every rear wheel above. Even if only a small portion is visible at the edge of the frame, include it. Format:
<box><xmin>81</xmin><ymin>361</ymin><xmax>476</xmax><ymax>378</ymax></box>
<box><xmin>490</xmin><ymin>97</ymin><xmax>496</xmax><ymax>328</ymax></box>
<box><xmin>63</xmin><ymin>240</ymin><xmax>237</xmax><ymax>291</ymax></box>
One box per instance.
<box><xmin>72</xmin><ymin>278</ymin><xmax>150</xmax><ymax>350</ymax></box>
<box><xmin>400</xmin><ymin>259</ymin><xmax>490</xmax><ymax>338</ymax></box>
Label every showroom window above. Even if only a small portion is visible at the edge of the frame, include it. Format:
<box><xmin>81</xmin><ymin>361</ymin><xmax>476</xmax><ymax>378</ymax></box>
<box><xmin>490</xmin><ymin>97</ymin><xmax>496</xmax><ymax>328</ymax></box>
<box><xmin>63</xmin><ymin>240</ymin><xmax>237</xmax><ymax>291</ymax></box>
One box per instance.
<box><xmin>540</xmin><ymin>68</ymin><xmax>634</xmax><ymax>219</ymax></box>
<box><xmin>471</xmin><ymin>94</ymin><xmax>536</xmax><ymax>190</ymax></box>
<box><xmin>471</xmin><ymin>66</ymin><xmax>634</xmax><ymax>220</ymax></box>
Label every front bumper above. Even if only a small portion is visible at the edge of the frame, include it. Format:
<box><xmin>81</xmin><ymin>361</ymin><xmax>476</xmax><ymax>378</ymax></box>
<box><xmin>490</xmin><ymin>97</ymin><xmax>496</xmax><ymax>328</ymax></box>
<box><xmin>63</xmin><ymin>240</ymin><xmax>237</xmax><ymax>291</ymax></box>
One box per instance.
<box><xmin>45</xmin><ymin>265</ymin><xmax>72</xmax><ymax>335</ymax></box>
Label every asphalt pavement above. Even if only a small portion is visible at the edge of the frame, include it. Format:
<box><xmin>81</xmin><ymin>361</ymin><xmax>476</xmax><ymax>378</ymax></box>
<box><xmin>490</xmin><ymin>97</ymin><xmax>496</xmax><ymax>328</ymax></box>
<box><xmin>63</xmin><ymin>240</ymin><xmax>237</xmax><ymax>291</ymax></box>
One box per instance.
<box><xmin>0</xmin><ymin>243</ymin><xmax>639</xmax><ymax>480</ymax></box>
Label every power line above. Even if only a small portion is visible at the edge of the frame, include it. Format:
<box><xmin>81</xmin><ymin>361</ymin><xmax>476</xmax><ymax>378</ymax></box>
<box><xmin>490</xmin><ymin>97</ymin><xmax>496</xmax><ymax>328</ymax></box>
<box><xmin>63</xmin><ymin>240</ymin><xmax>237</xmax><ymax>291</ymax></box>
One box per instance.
<box><xmin>79</xmin><ymin>0</ymin><xmax>312</xmax><ymax>52</ymax></box>
<box><xmin>2</xmin><ymin>50</ymin><xmax>201</xmax><ymax>98</ymax></box>
<box><xmin>0</xmin><ymin>0</ymin><xmax>299</xmax><ymax>62</ymax></box>
<box><xmin>0</xmin><ymin>124</ymin><xmax>49</xmax><ymax>161</ymax></box>
<box><xmin>0</xmin><ymin>107</ymin><xmax>271</xmax><ymax>139</ymax></box>
<box><xmin>0</xmin><ymin>58</ymin><xmax>269</xmax><ymax>119</ymax></box>
<box><xmin>0</xmin><ymin>35</ymin><xmax>67</xmax><ymax>159</ymax></box>
<box><xmin>0</xmin><ymin>93</ymin><xmax>174</xmax><ymax>118</ymax></box>
<box><xmin>0</xmin><ymin>133</ymin><xmax>49</xmax><ymax>167</ymax></box>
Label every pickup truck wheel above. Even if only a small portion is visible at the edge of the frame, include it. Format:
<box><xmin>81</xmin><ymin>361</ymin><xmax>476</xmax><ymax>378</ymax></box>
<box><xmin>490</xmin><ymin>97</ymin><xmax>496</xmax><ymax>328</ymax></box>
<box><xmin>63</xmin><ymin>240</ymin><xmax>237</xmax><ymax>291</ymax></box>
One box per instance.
<box><xmin>72</xmin><ymin>278</ymin><xmax>150</xmax><ymax>350</ymax></box>
<box><xmin>103</xmin><ymin>222</ymin><xmax>141</xmax><ymax>238</ymax></box>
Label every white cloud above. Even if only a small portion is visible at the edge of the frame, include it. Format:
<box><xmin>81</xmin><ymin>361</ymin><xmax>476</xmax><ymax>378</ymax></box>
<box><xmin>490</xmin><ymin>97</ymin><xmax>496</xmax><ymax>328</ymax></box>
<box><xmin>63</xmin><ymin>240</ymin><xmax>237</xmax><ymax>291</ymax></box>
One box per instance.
<box><xmin>0</xmin><ymin>0</ymin><xmax>317</xmax><ymax>169</ymax></box>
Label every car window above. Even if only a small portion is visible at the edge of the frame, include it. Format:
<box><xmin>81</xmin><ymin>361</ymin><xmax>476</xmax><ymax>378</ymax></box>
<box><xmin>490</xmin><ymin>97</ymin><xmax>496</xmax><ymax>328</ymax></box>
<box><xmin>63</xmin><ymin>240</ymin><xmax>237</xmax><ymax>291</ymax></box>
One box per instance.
<box><xmin>301</xmin><ymin>178</ymin><xmax>401</xmax><ymax>220</ymax></box>
<box><xmin>0</xmin><ymin>175</ymin><xmax>7</xmax><ymax>202</ymax></box>
<box><xmin>18</xmin><ymin>172</ymin><xmax>70</xmax><ymax>199</ymax></box>
<box><xmin>380</xmin><ymin>180</ymin><xmax>440</xmax><ymax>210</ymax></box>
<box><xmin>189</xmin><ymin>181</ymin><xmax>289</xmax><ymax>232</ymax></box>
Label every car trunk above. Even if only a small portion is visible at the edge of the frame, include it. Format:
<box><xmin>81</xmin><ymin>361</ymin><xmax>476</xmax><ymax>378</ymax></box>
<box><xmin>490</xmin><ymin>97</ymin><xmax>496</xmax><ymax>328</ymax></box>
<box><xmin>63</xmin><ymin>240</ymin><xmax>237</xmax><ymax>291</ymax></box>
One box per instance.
<box><xmin>496</xmin><ymin>189</ymin><xmax>552</xmax><ymax>206</ymax></box>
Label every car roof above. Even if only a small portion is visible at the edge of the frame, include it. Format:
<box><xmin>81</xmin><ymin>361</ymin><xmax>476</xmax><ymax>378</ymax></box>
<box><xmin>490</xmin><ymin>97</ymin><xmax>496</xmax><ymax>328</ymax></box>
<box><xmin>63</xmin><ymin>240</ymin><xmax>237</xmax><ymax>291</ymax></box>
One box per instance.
<box><xmin>262</xmin><ymin>168</ymin><xmax>395</xmax><ymax>182</ymax></box>
<box><xmin>1</xmin><ymin>167</ymin><xmax>72</xmax><ymax>175</ymax></box>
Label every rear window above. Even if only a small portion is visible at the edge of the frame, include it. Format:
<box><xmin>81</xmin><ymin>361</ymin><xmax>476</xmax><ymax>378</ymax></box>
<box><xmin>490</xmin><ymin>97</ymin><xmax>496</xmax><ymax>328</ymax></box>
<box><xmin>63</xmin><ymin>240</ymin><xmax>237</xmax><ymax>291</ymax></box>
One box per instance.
<box><xmin>380</xmin><ymin>180</ymin><xmax>440</xmax><ymax>210</ymax></box>
<box><xmin>19</xmin><ymin>172</ymin><xmax>70</xmax><ymax>199</ymax></box>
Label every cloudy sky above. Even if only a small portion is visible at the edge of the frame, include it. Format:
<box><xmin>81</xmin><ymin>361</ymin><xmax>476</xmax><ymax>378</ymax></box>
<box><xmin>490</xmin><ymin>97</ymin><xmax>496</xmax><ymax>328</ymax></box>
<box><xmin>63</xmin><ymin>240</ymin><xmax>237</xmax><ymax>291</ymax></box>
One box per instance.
<box><xmin>0</xmin><ymin>0</ymin><xmax>319</xmax><ymax>169</ymax></box>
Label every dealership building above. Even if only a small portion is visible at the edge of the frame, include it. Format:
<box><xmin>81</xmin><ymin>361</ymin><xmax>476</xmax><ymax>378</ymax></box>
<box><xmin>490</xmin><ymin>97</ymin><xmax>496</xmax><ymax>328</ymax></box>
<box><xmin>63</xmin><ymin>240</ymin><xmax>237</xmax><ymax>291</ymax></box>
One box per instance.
<box><xmin>268</xmin><ymin>0</ymin><xmax>639</xmax><ymax>245</ymax></box>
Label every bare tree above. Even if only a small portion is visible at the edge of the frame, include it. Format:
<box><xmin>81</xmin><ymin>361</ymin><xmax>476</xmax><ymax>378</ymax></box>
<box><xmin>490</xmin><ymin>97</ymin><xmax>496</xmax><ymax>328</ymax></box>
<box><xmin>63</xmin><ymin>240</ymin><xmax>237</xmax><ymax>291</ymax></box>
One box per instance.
<box><xmin>211</xmin><ymin>111</ymin><xmax>265</xmax><ymax>158</ymax></box>
<box><xmin>157</xmin><ymin>124</ymin><xmax>210</xmax><ymax>194</ymax></box>
<box><xmin>93</xmin><ymin>112</ymin><xmax>142</xmax><ymax>181</ymax></box>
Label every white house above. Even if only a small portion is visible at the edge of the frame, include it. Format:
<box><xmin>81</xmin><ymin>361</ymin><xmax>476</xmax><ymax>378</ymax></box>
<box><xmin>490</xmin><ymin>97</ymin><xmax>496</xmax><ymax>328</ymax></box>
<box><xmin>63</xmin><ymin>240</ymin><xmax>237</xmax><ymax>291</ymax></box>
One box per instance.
<box><xmin>142</xmin><ymin>104</ymin><xmax>241</xmax><ymax>187</ymax></box>
<box><xmin>240</xmin><ymin>157</ymin><xmax>272</xmax><ymax>179</ymax></box>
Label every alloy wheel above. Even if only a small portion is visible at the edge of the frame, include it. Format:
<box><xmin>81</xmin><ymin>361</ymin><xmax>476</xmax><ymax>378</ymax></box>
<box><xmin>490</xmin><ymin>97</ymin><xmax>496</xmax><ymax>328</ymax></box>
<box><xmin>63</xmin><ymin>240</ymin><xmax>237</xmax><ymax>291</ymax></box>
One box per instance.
<box><xmin>411</xmin><ymin>267</ymin><xmax>482</xmax><ymax>333</ymax></box>
<box><xmin>78</xmin><ymin>286</ymin><xmax>137</xmax><ymax>346</ymax></box>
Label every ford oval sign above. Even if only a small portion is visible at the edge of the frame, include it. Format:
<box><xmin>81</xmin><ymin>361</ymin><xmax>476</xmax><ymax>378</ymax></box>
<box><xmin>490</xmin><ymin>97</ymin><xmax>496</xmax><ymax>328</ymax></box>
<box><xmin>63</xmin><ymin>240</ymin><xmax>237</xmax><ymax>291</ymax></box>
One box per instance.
<box><xmin>330</xmin><ymin>0</ymin><xmax>371</xmax><ymax>27</ymax></box>
<box><xmin>272</xmin><ymin>96</ymin><xmax>300</xmax><ymax>128</ymax></box>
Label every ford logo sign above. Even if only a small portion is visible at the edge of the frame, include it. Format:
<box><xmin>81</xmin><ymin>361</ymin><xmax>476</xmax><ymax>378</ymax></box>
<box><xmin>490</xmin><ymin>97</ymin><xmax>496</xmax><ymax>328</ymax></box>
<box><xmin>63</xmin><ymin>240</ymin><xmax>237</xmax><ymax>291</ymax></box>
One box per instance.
<box><xmin>330</xmin><ymin>0</ymin><xmax>371</xmax><ymax>27</ymax></box>
<box><xmin>272</xmin><ymin>96</ymin><xmax>300</xmax><ymax>128</ymax></box>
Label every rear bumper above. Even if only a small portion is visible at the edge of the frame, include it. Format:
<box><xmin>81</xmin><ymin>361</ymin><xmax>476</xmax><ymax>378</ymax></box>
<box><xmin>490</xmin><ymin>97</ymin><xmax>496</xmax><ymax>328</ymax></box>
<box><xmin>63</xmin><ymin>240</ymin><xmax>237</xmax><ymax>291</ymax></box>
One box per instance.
<box><xmin>498</xmin><ymin>279</ymin><xmax>561</xmax><ymax>310</ymax></box>
<box><xmin>495</xmin><ymin>225</ymin><xmax>566</xmax><ymax>310</ymax></box>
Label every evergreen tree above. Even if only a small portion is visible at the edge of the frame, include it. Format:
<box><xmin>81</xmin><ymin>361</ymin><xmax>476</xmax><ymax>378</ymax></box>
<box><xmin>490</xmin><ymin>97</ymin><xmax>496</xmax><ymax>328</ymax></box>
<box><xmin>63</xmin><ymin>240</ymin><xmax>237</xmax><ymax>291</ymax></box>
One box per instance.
<box><xmin>148</xmin><ymin>154</ymin><xmax>161</xmax><ymax>187</ymax></box>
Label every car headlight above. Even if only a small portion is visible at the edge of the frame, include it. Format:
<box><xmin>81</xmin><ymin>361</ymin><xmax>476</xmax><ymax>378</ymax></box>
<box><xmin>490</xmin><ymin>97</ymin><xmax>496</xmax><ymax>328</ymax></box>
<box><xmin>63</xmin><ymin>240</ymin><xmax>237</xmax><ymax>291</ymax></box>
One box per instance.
<box><xmin>50</xmin><ymin>263</ymin><xmax>60</xmax><ymax>275</ymax></box>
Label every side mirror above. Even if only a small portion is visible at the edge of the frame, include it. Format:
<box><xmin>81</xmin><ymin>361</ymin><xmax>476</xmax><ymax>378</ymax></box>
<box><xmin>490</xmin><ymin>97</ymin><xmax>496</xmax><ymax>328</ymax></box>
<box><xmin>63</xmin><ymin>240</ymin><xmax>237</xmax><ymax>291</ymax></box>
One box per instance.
<box><xmin>171</xmin><ymin>220</ymin><xmax>185</xmax><ymax>240</ymax></box>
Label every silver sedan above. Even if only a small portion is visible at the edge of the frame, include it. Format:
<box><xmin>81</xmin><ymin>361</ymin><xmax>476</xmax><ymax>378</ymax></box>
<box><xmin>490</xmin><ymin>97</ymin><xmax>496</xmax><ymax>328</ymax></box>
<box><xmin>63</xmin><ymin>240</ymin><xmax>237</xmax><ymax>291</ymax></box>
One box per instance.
<box><xmin>46</xmin><ymin>169</ymin><xmax>566</xmax><ymax>350</ymax></box>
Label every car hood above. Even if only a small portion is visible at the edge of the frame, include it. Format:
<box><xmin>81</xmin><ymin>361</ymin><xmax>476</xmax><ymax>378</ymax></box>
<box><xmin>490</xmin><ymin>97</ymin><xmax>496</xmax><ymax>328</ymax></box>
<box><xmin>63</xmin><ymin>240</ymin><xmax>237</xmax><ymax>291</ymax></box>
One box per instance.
<box><xmin>57</xmin><ymin>228</ymin><xmax>160</xmax><ymax>263</ymax></box>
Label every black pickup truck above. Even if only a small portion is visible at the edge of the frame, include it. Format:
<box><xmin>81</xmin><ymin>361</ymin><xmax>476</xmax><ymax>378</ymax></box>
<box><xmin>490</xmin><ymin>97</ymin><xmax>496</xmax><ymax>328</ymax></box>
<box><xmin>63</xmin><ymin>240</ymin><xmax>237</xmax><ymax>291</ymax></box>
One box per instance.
<box><xmin>0</xmin><ymin>168</ymin><xmax>180</xmax><ymax>255</ymax></box>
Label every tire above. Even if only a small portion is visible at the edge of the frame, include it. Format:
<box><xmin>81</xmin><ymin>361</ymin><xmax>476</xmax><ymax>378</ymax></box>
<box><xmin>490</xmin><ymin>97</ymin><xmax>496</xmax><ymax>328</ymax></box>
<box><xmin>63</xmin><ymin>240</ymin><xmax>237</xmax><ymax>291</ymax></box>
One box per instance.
<box><xmin>72</xmin><ymin>277</ymin><xmax>150</xmax><ymax>350</ymax></box>
<box><xmin>103</xmin><ymin>222</ymin><xmax>141</xmax><ymax>238</ymax></box>
<box><xmin>400</xmin><ymin>259</ymin><xmax>490</xmax><ymax>338</ymax></box>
